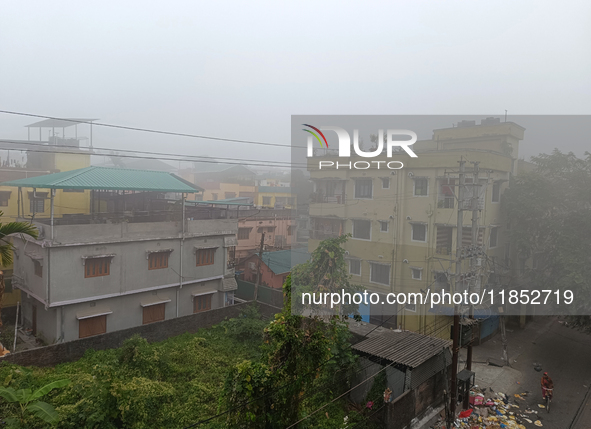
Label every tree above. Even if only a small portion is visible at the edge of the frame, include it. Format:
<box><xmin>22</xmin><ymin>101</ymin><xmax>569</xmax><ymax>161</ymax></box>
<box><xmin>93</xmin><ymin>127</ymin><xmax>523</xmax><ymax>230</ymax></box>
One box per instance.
<box><xmin>504</xmin><ymin>150</ymin><xmax>591</xmax><ymax>325</ymax></box>
<box><xmin>291</xmin><ymin>234</ymin><xmax>362</xmax><ymax>318</ymax></box>
<box><xmin>221</xmin><ymin>273</ymin><xmax>358</xmax><ymax>428</ymax></box>
<box><xmin>0</xmin><ymin>379</ymin><xmax>70</xmax><ymax>427</ymax></box>
<box><xmin>0</xmin><ymin>213</ymin><xmax>38</xmax><ymax>327</ymax></box>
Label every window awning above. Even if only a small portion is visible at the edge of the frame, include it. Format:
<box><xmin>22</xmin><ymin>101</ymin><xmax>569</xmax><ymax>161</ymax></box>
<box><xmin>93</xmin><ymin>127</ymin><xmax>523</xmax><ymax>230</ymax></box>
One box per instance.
<box><xmin>193</xmin><ymin>246</ymin><xmax>218</xmax><ymax>250</ymax></box>
<box><xmin>192</xmin><ymin>290</ymin><xmax>217</xmax><ymax>297</ymax></box>
<box><xmin>221</xmin><ymin>277</ymin><xmax>238</xmax><ymax>291</ymax></box>
<box><xmin>76</xmin><ymin>307</ymin><xmax>113</xmax><ymax>320</ymax></box>
<box><xmin>25</xmin><ymin>251</ymin><xmax>43</xmax><ymax>261</ymax></box>
<box><xmin>140</xmin><ymin>296</ymin><xmax>171</xmax><ymax>307</ymax></box>
<box><xmin>145</xmin><ymin>249</ymin><xmax>174</xmax><ymax>258</ymax></box>
<box><xmin>81</xmin><ymin>254</ymin><xmax>115</xmax><ymax>265</ymax></box>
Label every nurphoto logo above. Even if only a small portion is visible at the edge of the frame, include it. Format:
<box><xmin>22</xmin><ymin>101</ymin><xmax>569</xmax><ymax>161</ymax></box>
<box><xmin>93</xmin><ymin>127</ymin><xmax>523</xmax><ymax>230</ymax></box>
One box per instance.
<box><xmin>304</xmin><ymin>125</ymin><xmax>418</xmax><ymax>170</ymax></box>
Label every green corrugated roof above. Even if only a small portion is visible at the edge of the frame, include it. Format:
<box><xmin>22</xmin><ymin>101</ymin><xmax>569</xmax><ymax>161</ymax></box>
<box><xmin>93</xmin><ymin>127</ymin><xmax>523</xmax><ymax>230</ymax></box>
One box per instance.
<box><xmin>256</xmin><ymin>249</ymin><xmax>310</xmax><ymax>274</ymax></box>
<box><xmin>0</xmin><ymin>166</ymin><xmax>203</xmax><ymax>193</ymax></box>
<box><xmin>190</xmin><ymin>198</ymin><xmax>253</xmax><ymax>206</ymax></box>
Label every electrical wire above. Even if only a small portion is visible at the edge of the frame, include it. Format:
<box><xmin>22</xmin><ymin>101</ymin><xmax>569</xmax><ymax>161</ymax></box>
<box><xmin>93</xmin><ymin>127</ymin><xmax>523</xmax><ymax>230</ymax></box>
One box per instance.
<box><xmin>0</xmin><ymin>110</ymin><xmax>295</xmax><ymax>149</ymax></box>
<box><xmin>0</xmin><ymin>138</ymin><xmax>300</xmax><ymax>168</ymax></box>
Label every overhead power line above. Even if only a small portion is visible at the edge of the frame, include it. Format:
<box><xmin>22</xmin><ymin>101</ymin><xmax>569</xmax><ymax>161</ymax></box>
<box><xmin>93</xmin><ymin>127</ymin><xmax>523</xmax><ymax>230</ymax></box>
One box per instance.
<box><xmin>0</xmin><ymin>140</ymin><xmax>304</xmax><ymax>170</ymax></box>
<box><xmin>0</xmin><ymin>139</ymin><xmax>305</xmax><ymax>169</ymax></box>
<box><xmin>0</xmin><ymin>110</ymin><xmax>295</xmax><ymax>149</ymax></box>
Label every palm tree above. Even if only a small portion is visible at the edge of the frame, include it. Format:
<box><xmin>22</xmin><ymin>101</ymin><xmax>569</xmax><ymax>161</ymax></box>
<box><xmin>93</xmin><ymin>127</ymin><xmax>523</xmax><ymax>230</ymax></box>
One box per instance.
<box><xmin>0</xmin><ymin>211</ymin><xmax>38</xmax><ymax>328</ymax></box>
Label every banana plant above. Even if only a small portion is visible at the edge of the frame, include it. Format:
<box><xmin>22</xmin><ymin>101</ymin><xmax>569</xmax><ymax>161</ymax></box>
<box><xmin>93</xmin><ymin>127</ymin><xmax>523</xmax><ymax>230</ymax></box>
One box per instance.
<box><xmin>0</xmin><ymin>379</ymin><xmax>70</xmax><ymax>427</ymax></box>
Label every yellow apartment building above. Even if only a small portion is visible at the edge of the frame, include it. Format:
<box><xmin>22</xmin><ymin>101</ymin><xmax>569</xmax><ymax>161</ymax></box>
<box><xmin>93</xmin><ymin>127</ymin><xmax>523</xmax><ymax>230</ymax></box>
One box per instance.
<box><xmin>307</xmin><ymin>119</ymin><xmax>525</xmax><ymax>338</ymax></box>
<box><xmin>179</xmin><ymin>163</ymin><xmax>256</xmax><ymax>203</ymax></box>
<box><xmin>0</xmin><ymin>134</ymin><xmax>92</xmax><ymax>311</ymax></box>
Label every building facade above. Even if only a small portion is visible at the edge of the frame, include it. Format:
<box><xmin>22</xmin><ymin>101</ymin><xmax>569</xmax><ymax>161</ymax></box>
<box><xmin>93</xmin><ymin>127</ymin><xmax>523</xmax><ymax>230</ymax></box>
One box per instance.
<box><xmin>0</xmin><ymin>140</ymin><xmax>91</xmax><ymax>310</ymax></box>
<box><xmin>235</xmin><ymin>210</ymin><xmax>296</xmax><ymax>260</ymax></box>
<box><xmin>12</xmin><ymin>217</ymin><xmax>238</xmax><ymax>343</ymax></box>
<box><xmin>307</xmin><ymin>119</ymin><xmax>525</xmax><ymax>336</ymax></box>
<box><xmin>256</xmin><ymin>186</ymin><xmax>296</xmax><ymax>209</ymax></box>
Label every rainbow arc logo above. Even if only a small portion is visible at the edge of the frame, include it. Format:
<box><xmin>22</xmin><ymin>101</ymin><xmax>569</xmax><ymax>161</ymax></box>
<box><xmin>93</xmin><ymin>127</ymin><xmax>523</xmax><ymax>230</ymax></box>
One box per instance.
<box><xmin>302</xmin><ymin>124</ymin><xmax>328</xmax><ymax>148</ymax></box>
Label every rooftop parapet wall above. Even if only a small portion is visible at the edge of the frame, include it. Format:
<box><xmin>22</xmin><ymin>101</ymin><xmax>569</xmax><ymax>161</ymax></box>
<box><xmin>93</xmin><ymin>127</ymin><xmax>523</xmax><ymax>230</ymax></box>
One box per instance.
<box><xmin>33</xmin><ymin>218</ymin><xmax>238</xmax><ymax>245</ymax></box>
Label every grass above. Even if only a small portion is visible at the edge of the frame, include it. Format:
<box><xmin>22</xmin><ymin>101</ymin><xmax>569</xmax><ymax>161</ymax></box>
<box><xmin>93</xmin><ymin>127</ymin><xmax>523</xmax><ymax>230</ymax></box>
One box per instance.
<box><xmin>0</xmin><ymin>305</ymin><xmax>267</xmax><ymax>428</ymax></box>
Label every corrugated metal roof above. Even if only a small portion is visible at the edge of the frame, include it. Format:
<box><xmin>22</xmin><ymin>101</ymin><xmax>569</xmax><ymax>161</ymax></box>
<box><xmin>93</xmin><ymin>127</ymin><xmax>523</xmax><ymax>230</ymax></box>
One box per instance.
<box><xmin>0</xmin><ymin>166</ymin><xmax>203</xmax><ymax>193</ymax></box>
<box><xmin>352</xmin><ymin>330</ymin><xmax>452</xmax><ymax>369</ymax></box>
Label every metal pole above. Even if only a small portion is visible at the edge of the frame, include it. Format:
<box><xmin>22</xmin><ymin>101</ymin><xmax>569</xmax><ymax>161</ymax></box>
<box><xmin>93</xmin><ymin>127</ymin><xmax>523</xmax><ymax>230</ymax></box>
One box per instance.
<box><xmin>463</xmin><ymin>164</ymin><xmax>480</xmax><ymax>410</ymax></box>
<box><xmin>451</xmin><ymin>158</ymin><xmax>465</xmax><ymax>419</ymax></box>
<box><xmin>13</xmin><ymin>301</ymin><xmax>19</xmax><ymax>352</ymax></box>
<box><xmin>50</xmin><ymin>189</ymin><xmax>55</xmax><ymax>240</ymax></box>
<box><xmin>178</xmin><ymin>193</ymin><xmax>185</xmax><ymax>318</ymax></box>
<box><xmin>254</xmin><ymin>232</ymin><xmax>265</xmax><ymax>301</ymax></box>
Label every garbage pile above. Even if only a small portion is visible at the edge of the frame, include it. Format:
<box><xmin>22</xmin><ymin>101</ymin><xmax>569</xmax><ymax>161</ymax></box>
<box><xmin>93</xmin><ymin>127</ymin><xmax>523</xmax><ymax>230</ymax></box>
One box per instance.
<box><xmin>432</xmin><ymin>386</ymin><xmax>545</xmax><ymax>428</ymax></box>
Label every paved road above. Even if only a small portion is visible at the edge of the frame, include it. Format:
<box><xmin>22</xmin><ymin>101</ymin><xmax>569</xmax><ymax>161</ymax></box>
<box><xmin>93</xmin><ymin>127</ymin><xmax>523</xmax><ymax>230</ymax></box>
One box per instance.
<box><xmin>460</xmin><ymin>317</ymin><xmax>591</xmax><ymax>429</ymax></box>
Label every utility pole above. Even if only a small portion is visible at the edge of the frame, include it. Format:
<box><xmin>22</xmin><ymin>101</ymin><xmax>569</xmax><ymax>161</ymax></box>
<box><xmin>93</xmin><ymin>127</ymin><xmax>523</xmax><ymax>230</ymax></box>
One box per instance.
<box><xmin>463</xmin><ymin>162</ymin><xmax>480</xmax><ymax>410</ymax></box>
<box><xmin>254</xmin><ymin>232</ymin><xmax>265</xmax><ymax>301</ymax></box>
<box><xmin>450</xmin><ymin>158</ymin><xmax>465</xmax><ymax>423</ymax></box>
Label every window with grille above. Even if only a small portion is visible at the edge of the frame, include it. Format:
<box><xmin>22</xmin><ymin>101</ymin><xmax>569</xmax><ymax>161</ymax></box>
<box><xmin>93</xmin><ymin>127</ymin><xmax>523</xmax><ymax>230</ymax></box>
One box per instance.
<box><xmin>438</xmin><ymin>178</ymin><xmax>455</xmax><ymax>208</ymax></box>
<box><xmin>30</xmin><ymin>199</ymin><xmax>44</xmax><ymax>213</ymax></box>
<box><xmin>196</xmin><ymin>248</ymin><xmax>215</xmax><ymax>266</ymax></box>
<box><xmin>225</xmin><ymin>192</ymin><xmax>237</xmax><ymax>199</ymax></box>
<box><xmin>411</xmin><ymin>223</ymin><xmax>427</xmax><ymax>242</ymax></box>
<box><xmin>34</xmin><ymin>260</ymin><xmax>42</xmax><ymax>277</ymax></box>
<box><xmin>370</xmin><ymin>263</ymin><xmax>390</xmax><ymax>285</ymax></box>
<box><xmin>212</xmin><ymin>193</ymin><xmax>218</xmax><ymax>200</ymax></box>
<box><xmin>238</xmin><ymin>228</ymin><xmax>251</xmax><ymax>240</ymax></box>
<box><xmin>379</xmin><ymin>221</ymin><xmax>389</xmax><ymax>232</ymax></box>
<box><xmin>414</xmin><ymin>178</ymin><xmax>428</xmax><ymax>196</ymax></box>
<box><xmin>194</xmin><ymin>294</ymin><xmax>212</xmax><ymax>313</ymax></box>
<box><xmin>354</xmin><ymin>179</ymin><xmax>373</xmax><ymax>199</ymax></box>
<box><xmin>262</xmin><ymin>196</ymin><xmax>272</xmax><ymax>205</ymax></box>
<box><xmin>349</xmin><ymin>259</ymin><xmax>361</xmax><ymax>276</ymax></box>
<box><xmin>148</xmin><ymin>252</ymin><xmax>169</xmax><ymax>270</ymax></box>
<box><xmin>143</xmin><ymin>303</ymin><xmax>166</xmax><ymax>324</ymax></box>
<box><xmin>85</xmin><ymin>257</ymin><xmax>111</xmax><ymax>278</ymax></box>
<box><xmin>381</xmin><ymin>178</ymin><xmax>390</xmax><ymax>189</ymax></box>
<box><xmin>411</xmin><ymin>268</ymin><xmax>422</xmax><ymax>280</ymax></box>
<box><xmin>353</xmin><ymin>219</ymin><xmax>371</xmax><ymax>240</ymax></box>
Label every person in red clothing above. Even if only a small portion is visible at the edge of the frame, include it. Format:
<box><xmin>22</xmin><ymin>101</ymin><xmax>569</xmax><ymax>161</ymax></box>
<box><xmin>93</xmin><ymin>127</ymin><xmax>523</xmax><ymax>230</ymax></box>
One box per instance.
<box><xmin>541</xmin><ymin>372</ymin><xmax>554</xmax><ymax>400</ymax></box>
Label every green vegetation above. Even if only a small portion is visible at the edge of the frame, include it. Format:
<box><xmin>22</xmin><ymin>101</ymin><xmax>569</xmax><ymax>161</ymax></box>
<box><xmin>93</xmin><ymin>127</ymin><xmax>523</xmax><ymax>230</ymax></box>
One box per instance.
<box><xmin>220</xmin><ymin>237</ymin><xmax>379</xmax><ymax>428</ymax></box>
<box><xmin>0</xmin><ymin>379</ymin><xmax>70</xmax><ymax>428</ymax></box>
<box><xmin>0</xmin><ymin>237</ymin><xmax>382</xmax><ymax>428</ymax></box>
<box><xmin>0</xmin><ymin>307</ymin><xmax>267</xmax><ymax>428</ymax></box>
<box><xmin>504</xmin><ymin>150</ymin><xmax>591</xmax><ymax>327</ymax></box>
<box><xmin>0</xmin><ymin>212</ymin><xmax>39</xmax><ymax>328</ymax></box>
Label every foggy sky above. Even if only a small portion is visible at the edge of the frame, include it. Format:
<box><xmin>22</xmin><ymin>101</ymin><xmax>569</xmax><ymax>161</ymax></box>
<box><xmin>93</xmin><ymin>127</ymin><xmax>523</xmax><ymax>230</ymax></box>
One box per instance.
<box><xmin>1</xmin><ymin>0</ymin><xmax>590</xmax><ymax>166</ymax></box>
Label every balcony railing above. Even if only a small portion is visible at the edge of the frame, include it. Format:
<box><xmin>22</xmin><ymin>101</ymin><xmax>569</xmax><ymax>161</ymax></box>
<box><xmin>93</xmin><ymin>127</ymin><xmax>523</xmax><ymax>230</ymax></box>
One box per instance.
<box><xmin>311</xmin><ymin>194</ymin><xmax>346</xmax><ymax>204</ymax></box>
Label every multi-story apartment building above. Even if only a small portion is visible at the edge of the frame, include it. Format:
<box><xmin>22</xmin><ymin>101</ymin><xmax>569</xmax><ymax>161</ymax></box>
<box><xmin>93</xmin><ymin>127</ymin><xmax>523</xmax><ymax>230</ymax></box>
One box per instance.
<box><xmin>1</xmin><ymin>120</ymin><xmax>93</xmax><ymax>310</ymax></box>
<box><xmin>2</xmin><ymin>166</ymin><xmax>238</xmax><ymax>343</ymax></box>
<box><xmin>307</xmin><ymin>118</ymin><xmax>525</xmax><ymax>336</ymax></box>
